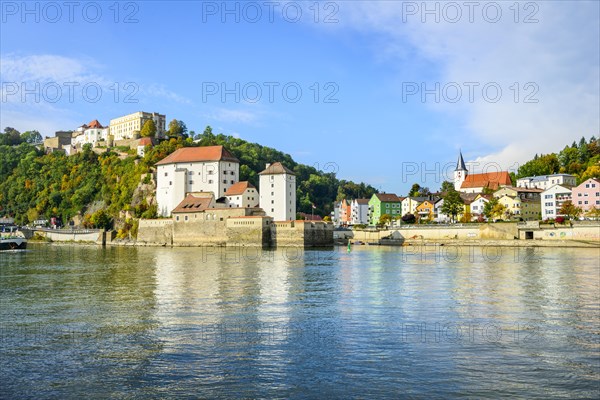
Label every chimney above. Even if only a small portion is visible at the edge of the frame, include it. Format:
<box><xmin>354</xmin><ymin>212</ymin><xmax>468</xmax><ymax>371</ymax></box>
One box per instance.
<box><xmin>265</xmin><ymin>163</ymin><xmax>271</xmax><ymax>169</ymax></box>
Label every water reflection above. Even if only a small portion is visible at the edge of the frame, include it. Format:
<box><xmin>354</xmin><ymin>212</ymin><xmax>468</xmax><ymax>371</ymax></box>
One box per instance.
<box><xmin>0</xmin><ymin>244</ymin><xmax>598</xmax><ymax>398</ymax></box>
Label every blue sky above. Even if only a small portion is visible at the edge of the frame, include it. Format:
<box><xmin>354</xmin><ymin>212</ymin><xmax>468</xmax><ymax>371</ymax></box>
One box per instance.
<box><xmin>1</xmin><ymin>1</ymin><xmax>599</xmax><ymax>194</ymax></box>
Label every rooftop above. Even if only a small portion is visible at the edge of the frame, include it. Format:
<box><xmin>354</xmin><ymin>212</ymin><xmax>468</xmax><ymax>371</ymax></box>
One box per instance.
<box><xmin>172</xmin><ymin>193</ymin><xmax>214</xmax><ymax>213</ymax></box>
<box><xmin>156</xmin><ymin>146</ymin><xmax>239</xmax><ymax>166</ymax></box>
<box><xmin>258</xmin><ymin>162</ymin><xmax>296</xmax><ymax>175</ymax></box>
<box><xmin>225</xmin><ymin>181</ymin><xmax>256</xmax><ymax>196</ymax></box>
<box><xmin>374</xmin><ymin>193</ymin><xmax>401</xmax><ymax>202</ymax></box>
<box><xmin>461</xmin><ymin>171</ymin><xmax>512</xmax><ymax>189</ymax></box>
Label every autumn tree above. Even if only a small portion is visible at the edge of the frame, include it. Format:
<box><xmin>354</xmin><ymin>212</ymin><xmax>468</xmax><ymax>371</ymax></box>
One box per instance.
<box><xmin>140</xmin><ymin>120</ymin><xmax>157</xmax><ymax>137</ymax></box>
<box><xmin>379</xmin><ymin>213</ymin><xmax>392</xmax><ymax>226</ymax></box>
<box><xmin>559</xmin><ymin>200</ymin><xmax>582</xmax><ymax>220</ymax></box>
<box><xmin>168</xmin><ymin>119</ymin><xmax>188</xmax><ymax>137</ymax></box>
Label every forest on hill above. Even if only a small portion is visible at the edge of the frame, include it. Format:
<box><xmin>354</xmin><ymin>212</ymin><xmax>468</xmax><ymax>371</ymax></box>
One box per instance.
<box><xmin>0</xmin><ymin>126</ymin><xmax>377</xmax><ymax>227</ymax></box>
<box><xmin>513</xmin><ymin>136</ymin><xmax>600</xmax><ymax>183</ymax></box>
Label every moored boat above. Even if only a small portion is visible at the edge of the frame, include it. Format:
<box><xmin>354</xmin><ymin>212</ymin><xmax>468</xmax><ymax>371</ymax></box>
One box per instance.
<box><xmin>0</xmin><ymin>226</ymin><xmax>27</xmax><ymax>251</ymax></box>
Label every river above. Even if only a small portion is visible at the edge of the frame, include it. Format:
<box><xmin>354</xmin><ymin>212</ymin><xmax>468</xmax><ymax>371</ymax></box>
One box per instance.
<box><xmin>1</xmin><ymin>244</ymin><xmax>598</xmax><ymax>398</ymax></box>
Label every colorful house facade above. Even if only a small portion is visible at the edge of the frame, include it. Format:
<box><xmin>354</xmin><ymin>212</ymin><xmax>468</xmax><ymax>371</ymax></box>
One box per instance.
<box><xmin>368</xmin><ymin>193</ymin><xmax>402</xmax><ymax>225</ymax></box>
<box><xmin>572</xmin><ymin>178</ymin><xmax>600</xmax><ymax>214</ymax></box>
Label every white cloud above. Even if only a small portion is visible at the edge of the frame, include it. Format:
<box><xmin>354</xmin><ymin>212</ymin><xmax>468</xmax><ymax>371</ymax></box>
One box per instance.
<box><xmin>204</xmin><ymin>107</ymin><xmax>262</xmax><ymax>124</ymax></box>
<box><xmin>0</xmin><ymin>53</ymin><xmax>192</xmax><ymax>133</ymax></box>
<box><xmin>337</xmin><ymin>1</ymin><xmax>600</xmax><ymax>169</ymax></box>
<box><xmin>143</xmin><ymin>84</ymin><xmax>192</xmax><ymax>105</ymax></box>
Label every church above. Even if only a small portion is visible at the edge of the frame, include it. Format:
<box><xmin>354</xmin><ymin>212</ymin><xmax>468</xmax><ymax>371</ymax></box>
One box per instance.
<box><xmin>454</xmin><ymin>151</ymin><xmax>512</xmax><ymax>193</ymax></box>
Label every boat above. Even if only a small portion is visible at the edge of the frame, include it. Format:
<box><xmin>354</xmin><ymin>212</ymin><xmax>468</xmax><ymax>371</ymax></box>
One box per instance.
<box><xmin>0</xmin><ymin>226</ymin><xmax>27</xmax><ymax>251</ymax></box>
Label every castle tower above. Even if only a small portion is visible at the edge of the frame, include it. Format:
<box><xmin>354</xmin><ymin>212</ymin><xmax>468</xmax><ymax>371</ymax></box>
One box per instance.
<box><xmin>454</xmin><ymin>150</ymin><xmax>468</xmax><ymax>190</ymax></box>
<box><xmin>259</xmin><ymin>162</ymin><xmax>296</xmax><ymax>221</ymax></box>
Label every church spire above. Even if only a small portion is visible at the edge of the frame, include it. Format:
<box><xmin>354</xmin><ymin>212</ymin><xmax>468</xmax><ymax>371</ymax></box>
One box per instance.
<box><xmin>455</xmin><ymin>150</ymin><xmax>467</xmax><ymax>172</ymax></box>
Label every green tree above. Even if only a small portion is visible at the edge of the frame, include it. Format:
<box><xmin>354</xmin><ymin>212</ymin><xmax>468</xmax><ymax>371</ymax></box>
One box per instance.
<box><xmin>20</xmin><ymin>130</ymin><xmax>42</xmax><ymax>144</ymax></box>
<box><xmin>408</xmin><ymin>183</ymin><xmax>421</xmax><ymax>197</ymax></box>
<box><xmin>517</xmin><ymin>153</ymin><xmax>560</xmax><ymax>178</ymax></box>
<box><xmin>168</xmin><ymin>119</ymin><xmax>188</xmax><ymax>137</ymax></box>
<box><xmin>441</xmin><ymin>188</ymin><xmax>464</xmax><ymax>222</ymax></box>
<box><xmin>0</xmin><ymin>127</ymin><xmax>23</xmax><ymax>146</ymax></box>
<box><xmin>440</xmin><ymin>181</ymin><xmax>453</xmax><ymax>193</ymax></box>
<box><xmin>140</xmin><ymin>120</ymin><xmax>157</xmax><ymax>137</ymax></box>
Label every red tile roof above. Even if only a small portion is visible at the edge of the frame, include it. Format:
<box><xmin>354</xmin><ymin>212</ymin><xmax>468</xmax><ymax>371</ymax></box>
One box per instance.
<box><xmin>87</xmin><ymin>119</ymin><xmax>104</xmax><ymax>129</ymax></box>
<box><xmin>138</xmin><ymin>137</ymin><xmax>154</xmax><ymax>146</ymax></box>
<box><xmin>375</xmin><ymin>193</ymin><xmax>401</xmax><ymax>202</ymax></box>
<box><xmin>461</xmin><ymin>171</ymin><xmax>512</xmax><ymax>190</ymax></box>
<box><xmin>355</xmin><ymin>198</ymin><xmax>370</xmax><ymax>205</ymax></box>
<box><xmin>172</xmin><ymin>194</ymin><xmax>214</xmax><ymax>213</ymax></box>
<box><xmin>156</xmin><ymin>146</ymin><xmax>239</xmax><ymax>166</ymax></box>
<box><xmin>225</xmin><ymin>181</ymin><xmax>256</xmax><ymax>196</ymax></box>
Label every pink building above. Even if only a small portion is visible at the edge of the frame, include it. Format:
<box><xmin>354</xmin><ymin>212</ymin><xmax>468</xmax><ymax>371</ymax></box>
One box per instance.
<box><xmin>572</xmin><ymin>178</ymin><xmax>600</xmax><ymax>213</ymax></box>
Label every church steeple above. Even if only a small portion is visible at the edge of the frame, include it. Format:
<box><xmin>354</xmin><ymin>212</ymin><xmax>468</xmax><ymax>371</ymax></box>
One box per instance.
<box><xmin>454</xmin><ymin>150</ymin><xmax>468</xmax><ymax>191</ymax></box>
<box><xmin>455</xmin><ymin>150</ymin><xmax>467</xmax><ymax>172</ymax></box>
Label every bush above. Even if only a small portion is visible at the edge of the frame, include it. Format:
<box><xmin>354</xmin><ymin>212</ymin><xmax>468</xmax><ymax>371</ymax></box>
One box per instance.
<box><xmin>555</xmin><ymin>216</ymin><xmax>565</xmax><ymax>224</ymax></box>
<box><xmin>401</xmin><ymin>213</ymin><xmax>416</xmax><ymax>224</ymax></box>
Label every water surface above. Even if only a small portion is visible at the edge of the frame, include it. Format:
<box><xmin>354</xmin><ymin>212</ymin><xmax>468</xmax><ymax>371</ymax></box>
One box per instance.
<box><xmin>1</xmin><ymin>244</ymin><xmax>598</xmax><ymax>398</ymax></box>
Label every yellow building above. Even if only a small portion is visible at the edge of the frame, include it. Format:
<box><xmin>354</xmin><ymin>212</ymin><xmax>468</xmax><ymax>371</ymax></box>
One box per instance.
<box><xmin>109</xmin><ymin>111</ymin><xmax>166</xmax><ymax>140</ymax></box>
<box><xmin>416</xmin><ymin>200</ymin><xmax>435</xmax><ymax>221</ymax></box>
<box><xmin>497</xmin><ymin>194</ymin><xmax>541</xmax><ymax>221</ymax></box>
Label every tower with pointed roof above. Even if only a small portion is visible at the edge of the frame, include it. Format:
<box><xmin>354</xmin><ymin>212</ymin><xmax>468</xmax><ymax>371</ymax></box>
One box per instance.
<box><xmin>454</xmin><ymin>150</ymin><xmax>468</xmax><ymax>190</ymax></box>
<box><xmin>259</xmin><ymin>162</ymin><xmax>296</xmax><ymax>221</ymax></box>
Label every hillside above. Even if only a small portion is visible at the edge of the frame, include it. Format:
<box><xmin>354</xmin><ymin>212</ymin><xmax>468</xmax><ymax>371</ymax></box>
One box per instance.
<box><xmin>0</xmin><ymin>126</ymin><xmax>377</xmax><ymax>227</ymax></box>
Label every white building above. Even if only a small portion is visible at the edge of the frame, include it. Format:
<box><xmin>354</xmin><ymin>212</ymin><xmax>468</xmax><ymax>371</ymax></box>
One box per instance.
<box><xmin>72</xmin><ymin>120</ymin><xmax>109</xmax><ymax>148</ymax></box>
<box><xmin>401</xmin><ymin>196</ymin><xmax>425</xmax><ymax>216</ymax></box>
<box><xmin>155</xmin><ymin>146</ymin><xmax>240</xmax><ymax>217</ymax></box>
<box><xmin>225</xmin><ymin>181</ymin><xmax>259</xmax><ymax>208</ymax></box>
<box><xmin>259</xmin><ymin>162</ymin><xmax>296</xmax><ymax>221</ymax></box>
<box><xmin>350</xmin><ymin>199</ymin><xmax>370</xmax><ymax>225</ymax></box>
<box><xmin>331</xmin><ymin>201</ymin><xmax>341</xmax><ymax>227</ymax></box>
<box><xmin>517</xmin><ymin>174</ymin><xmax>576</xmax><ymax>190</ymax></box>
<box><xmin>433</xmin><ymin>198</ymin><xmax>449</xmax><ymax>223</ymax></box>
<box><xmin>110</xmin><ymin>111</ymin><xmax>166</xmax><ymax>140</ymax></box>
<box><xmin>541</xmin><ymin>184</ymin><xmax>573</xmax><ymax>220</ymax></box>
<box><xmin>470</xmin><ymin>194</ymin><xmax>491</xmax><ymax>219</ymax></box>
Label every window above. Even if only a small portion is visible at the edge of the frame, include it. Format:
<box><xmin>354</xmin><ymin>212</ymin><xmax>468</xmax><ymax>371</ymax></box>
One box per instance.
<box><xmin>169</xmin><ymin>181</ymin><xmax>172</xmax><ymax>186</ymax></box>
<box><xmin>596</xmin><ymin>192</ymin><xmax>600</xmax><ymax>196</ymax></box>
<box><xmin>184</xmin><ymin>216</ymin><xmax>188</xmax><ymax>221</ymax></box>
<box><xmin>586</xmin><ymin>184</ymin><xmax>590</xmax><ymax>188</ymax></box>
<box><xmin>189</xmin><ymin>171</ymin><xmax>193</xmax><ymax>175</ymax></box>
<box><xmin>578</xmin><ymin>201</ymin><xmax>582</xmax><ymax>205</ymax></box>
<box><xmin>584</xmin><ymin>201</ymin><xmax>588</xmax><ymax>205</ymax></box>
<box><xmin>271</xmin><ymin>208</ymin><xmax>274</xmax><ymax>212</ymax></box>
<box><xmin>223</xmin><ymin>180</ymin><xmax>227</xmax><ymax>184</ymax></box>
<box><xmin>271</xmin><ymin>200</ymin><xmax>274</xmax><ymax>204</ymax></box>
<box><xmin>230</xmin><ymin>180</ymin><xmax>234</xmax><ymax>184</ymax></box>
<box><xmin>189</xmin><ymin>180</ymin><xmax>193</xmax><ymax>185</ymax></box>
<box><xmin>176</xmin><ymin>216</ymin><xmax>179</xmax><ymax>221</ymax></box>
<box><xmin>578</xmin><ymin>193</ymin><xmax>582</xmax><ymax>197</ymax></box>
<box><xmin>271</xmin><ymin>192</ymin><xmax>274</xmax><ymax>196</ymax></box>
<box><xmin>209</xmin><ymin>180</ymin><xmax>213</xmax><ymax>184</ymax></box>
<box><xmin>271</xmin><ymin>184</ymin><xmax>274</xmax><ymax>188</ymax></box>
<box><xmin>224</xmin><ymin>171</ymin><xmax>227</xmax><ymax>175</ymax></box>
<box><xmin>164</xmin><ymin>172</ymin><xmax>168</xmax><ymax>176</ymax></box>
<box><xmin>231</xmin><ymin>171</ymin><xmax>234</xmax><ymax>175</ymax></box>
